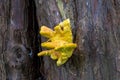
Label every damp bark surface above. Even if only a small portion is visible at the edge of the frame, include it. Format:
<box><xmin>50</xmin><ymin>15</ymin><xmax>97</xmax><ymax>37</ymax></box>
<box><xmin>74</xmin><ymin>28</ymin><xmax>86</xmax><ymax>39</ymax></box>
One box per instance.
<box><xmin>0</xmin><ymin>0</ymin><xmax>120</xmax><ymax>80</ymax></box>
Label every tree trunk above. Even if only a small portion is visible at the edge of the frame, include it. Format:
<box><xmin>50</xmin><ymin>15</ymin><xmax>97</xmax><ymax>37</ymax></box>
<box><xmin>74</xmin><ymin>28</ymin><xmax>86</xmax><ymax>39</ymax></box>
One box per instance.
<box><xmin>35</xmin><ymin>0</ymin><xmax>120</xmax><ymax>80</ymax></box>
<box><xmin>0</xmin><ymin>0</ymin><xmax>120</xmax><ymax>80</ymax></box>
<box><xmin>0</xmin><ymin>0</ymin><xmax>41</xmax><ymax>80</ymax></box>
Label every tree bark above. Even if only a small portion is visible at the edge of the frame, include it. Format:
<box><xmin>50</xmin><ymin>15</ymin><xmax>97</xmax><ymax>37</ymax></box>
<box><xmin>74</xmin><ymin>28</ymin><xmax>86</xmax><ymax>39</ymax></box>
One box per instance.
<box><xmin>0</xmin><ymin>0</ymin><xmax>41</xmax><ymax>80</ymax></box>
<box><xmin>0</xmin><ymin>0</ymin><xmax>120</xmax><ymax>80</ymax></box>
<box><xmin>35</xmin><ymin>0</ymin><xmax>120</xmax><ymax>80</ymax></box>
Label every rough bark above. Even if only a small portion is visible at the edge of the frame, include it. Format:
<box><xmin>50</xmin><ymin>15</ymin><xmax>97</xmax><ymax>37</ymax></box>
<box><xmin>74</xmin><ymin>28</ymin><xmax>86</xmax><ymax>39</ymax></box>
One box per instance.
<box><xmin>0</xmin><ymin>0</ymin><xmax>41</xmax><ymax>80</ymax></box>
<box><xmin>35</xmin><ymin>0</ymin><xmax>120</xmax><ymax>80</ymax></box>
<box><xmin>0</xmin><ymin>0</ymin><xmax>120</xmax><ymax>80</ymax></box>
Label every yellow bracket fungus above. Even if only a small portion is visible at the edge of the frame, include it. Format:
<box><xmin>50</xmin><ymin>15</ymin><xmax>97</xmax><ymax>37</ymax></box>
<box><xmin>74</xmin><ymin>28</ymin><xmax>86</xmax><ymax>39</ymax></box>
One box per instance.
<box><xmin>38</xmin><ymin>19</ymin><xmax>77</xmax><ymax>66</ymax></box>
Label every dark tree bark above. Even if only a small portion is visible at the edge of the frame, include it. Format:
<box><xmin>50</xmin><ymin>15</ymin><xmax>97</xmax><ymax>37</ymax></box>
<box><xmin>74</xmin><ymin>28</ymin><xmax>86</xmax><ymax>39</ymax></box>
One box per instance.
<box><xmin>35</xmin><ymin>0</ymin><xmax>120</xmax><ymax>80</ymax></box>
<box><xmin>0</xmin><ymin>0</ymin><xmax>120</xmax><ymax>80</ymax></box>
<box><xmin>0</xmin><ymin>0</ymin><xmax>41</xmax><ymax>80</ymax></box>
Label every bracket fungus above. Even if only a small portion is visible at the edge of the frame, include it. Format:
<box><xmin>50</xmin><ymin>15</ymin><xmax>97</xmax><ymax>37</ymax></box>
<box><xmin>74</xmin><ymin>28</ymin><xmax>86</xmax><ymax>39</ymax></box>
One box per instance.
<box><xmin>38</xmin><ymin>19</ymin><xmax>77</xmax><ymax>66</ymax></box>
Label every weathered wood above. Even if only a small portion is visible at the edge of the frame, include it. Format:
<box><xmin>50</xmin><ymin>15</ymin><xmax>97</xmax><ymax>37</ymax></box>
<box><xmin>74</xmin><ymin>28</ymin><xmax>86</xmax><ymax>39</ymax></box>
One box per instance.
<box><xmin>35</xmin><ymin>0</ymin><xmax>120</xmax><ymax>80</ymax></box>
